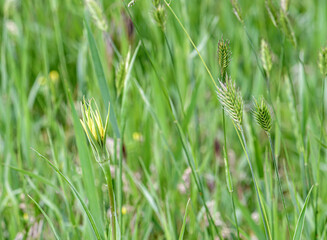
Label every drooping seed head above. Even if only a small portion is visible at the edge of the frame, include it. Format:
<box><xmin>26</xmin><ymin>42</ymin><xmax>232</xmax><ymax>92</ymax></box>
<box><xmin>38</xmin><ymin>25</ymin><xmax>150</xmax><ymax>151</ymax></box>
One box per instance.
<box><xmin>217</xmin><ymin>37</ymin><xmax>232</xmax><ymax>81</ymax></box>
<box><xmin>260</xmin><ymin>39</ymin><xmax>272</xmax><ymax>78</ymax></box>
<box><xmin>85</xmin><ymin>0</ymin><xmax>108</xmax><ymax>32</ymax></box>
<box><xmin>152</xmin><ymin>4</ymin><xmax>166</xmax><ymax>31</ymax></box>
<box><xmin>252</xmin><ymin>97</ymin><xmax>272</xmax><ymax>133</ymax></box>
<box><xmin>80</xmin><ymin>97</ymin><xmax>110</xmax><ymax>150</ymax></box>
<box><xmin>319</xmin><ymin>47</ymin><xmax>327</xmax><ymax>76</ymax></box>
<box><xmin>279</xmin><ymin>9</ymin><xmax>297</xmax><ymax>47</ymax></box>
<box><xmin>230</xmin><ymin>0</ymin><xmax>243</xmax><ymax>23</ymax></box>
<box><xmin>217</xmin><ymin>77</ymin><xmax>243</xmax><ymax>130</ymax></box>
<box><xmin>116</xmin><ymin>48</ymin><xmax>131</xmax><ymax>97</ymax></box>
<box><xmin>265</xmin><ymin>0</ymin><xmax>279</xmax><ymax>28</ymax></box>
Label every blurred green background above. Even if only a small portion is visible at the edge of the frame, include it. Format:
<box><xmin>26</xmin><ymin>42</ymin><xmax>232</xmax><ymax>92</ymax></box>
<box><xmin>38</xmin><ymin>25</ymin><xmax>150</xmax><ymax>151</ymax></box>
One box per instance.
<box><xmin>0</xmin><ymin>0</ymin><xmax>326</xmax><ymax>239</ymax></box>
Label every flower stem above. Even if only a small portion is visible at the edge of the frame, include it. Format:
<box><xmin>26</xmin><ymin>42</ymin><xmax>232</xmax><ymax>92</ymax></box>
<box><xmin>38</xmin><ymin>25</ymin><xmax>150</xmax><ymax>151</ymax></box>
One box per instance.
<box><xmin>222</xmin><ymin>109</ymin><xmax>240</xmax><ymax>239</ymax></box>
<box><xmin>267</xmin><ymin>133</ymin><xmax>291</xmax><ymax>238</ymax></box>
<box><xmin>100</xmin><ymin>160</ymin><xmax>116</xmax><ymax>240</ymax></box>
<box><xmin>238</xmin><ymin>126</ymin><xmax>271</xmax><ymax>240</ymax></box>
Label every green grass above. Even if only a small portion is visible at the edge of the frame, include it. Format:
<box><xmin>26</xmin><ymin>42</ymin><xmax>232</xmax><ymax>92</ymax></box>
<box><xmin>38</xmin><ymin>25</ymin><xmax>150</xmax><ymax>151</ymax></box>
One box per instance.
<box><xmin>1</xmin><ymin>0</ymin><xmax>327</xmax><ymax>239</ymax></box>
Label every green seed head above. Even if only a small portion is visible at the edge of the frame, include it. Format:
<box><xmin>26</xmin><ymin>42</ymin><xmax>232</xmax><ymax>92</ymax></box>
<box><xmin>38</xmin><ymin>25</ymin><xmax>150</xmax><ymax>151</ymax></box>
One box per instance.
<box><xmin>116</xmin><ymin>48</ymin><xmax>131</xmax><ymax>97</ymax></box>
<box><xmin>217</xmin><ymin>77</ymin><xmax>243</xmax><ymax>130</ymax></box>
<box><xmin>230</xmin><ymin>0</ymin><xmax>243</xmax><ymax>23</ymax></box>
<box><xmin>217</xmin><ymin>37</ymin><xmax>232</xmax><ymax>81</ymax></box>
<box><xmin>85</xmin><ymin>0</ymin><xmax>108</xmax><ymax>32</ymax></box>
<box><xmin>319</xmin><ymin>47</ymin><xmax>327</xmax><ymax>76</ymax></box>
<box><xmin>260</xmin><ymin>39</ymin><xmax>272</xmax><ymax>78</ymax></box>
<box><xmin>252</xmin><ymin>97</ymin><xmax>272</xmax><ymax>133</ymax></box>
<box><xmin>153</xmin><ymin>4</ymin><xmax>166</xmax><ymax>31</ymax></box>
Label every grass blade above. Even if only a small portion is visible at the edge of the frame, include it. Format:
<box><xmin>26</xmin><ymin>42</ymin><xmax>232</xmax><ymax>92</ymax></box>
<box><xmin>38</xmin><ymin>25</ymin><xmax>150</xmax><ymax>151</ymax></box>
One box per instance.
<box><xmin>178</xmin><ymin>198</ymin><xmax>190</xmax><ymax>240</ymax></box>
<box><xmin>32</xmin><ymin>149</ymin><xmax>102</xmax><ymax>240</ymax></box>
<box><xmin>293</xmin><ymin>185</ymin><xmax>314</xmax><ymax>240</ymax></box>
<box><xmin>28</xmin><ymin>195</ymin><xmax>61</xmax><ymax>240</ymax></box>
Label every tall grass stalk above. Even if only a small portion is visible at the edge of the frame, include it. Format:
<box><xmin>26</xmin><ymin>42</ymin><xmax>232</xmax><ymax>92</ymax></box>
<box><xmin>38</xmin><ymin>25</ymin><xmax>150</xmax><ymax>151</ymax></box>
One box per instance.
<box><xmin>98</xmin><ymin>152</ymin><xmax>117</xmax><ymax>240</ymax></box>
<box><xmin>315</xmin><ymin>46</ymin><xmax>327</xmax><ymax>238</ymax></box>
<box><xmin>218</xmin><ymin>37</ymin><xmax>240</xmax><ymax>239</ymax></box>
<box><xmin>222</xmin><ymin>109</ymin><xmax>240</xmax><ymax>239</ymax></box>
<box><xmin>238</xmin><ymin>126</ymin><xmax>272</xmax><ymax>240</ymax></box>
<box><xmin>268</xmin><ymin>133</ymin><xmax>291</xmax><ymax>237</ymax></box>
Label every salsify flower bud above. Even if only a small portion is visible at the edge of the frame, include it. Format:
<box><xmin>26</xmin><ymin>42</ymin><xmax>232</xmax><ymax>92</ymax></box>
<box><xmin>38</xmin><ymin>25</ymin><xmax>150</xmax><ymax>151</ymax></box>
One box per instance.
<box><xmin>80</xmin><ymin>97</ymin><xmax>109</xmax><ymax>150</ymax></box>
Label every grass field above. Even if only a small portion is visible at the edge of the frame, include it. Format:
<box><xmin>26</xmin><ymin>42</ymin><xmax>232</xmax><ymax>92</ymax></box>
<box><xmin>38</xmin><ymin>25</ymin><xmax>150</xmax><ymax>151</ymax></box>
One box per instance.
<box><xmin>1</xmin><ymin>0</ymin><xmax>327</xmax><ymax>239</ymax></box>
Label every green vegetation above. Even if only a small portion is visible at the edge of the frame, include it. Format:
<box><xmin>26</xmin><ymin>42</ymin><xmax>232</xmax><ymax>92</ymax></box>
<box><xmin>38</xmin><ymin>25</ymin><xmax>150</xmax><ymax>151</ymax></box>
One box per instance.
<box><xmin>1</xmin><ymin>0</ymin><xmax>326</xmax><ymax>239</ymax></box>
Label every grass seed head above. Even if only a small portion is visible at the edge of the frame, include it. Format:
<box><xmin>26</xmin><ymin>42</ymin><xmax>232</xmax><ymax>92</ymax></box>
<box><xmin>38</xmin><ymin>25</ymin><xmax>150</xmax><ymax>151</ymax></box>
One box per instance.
<box><xmin>152</xmin><ymin>4</ymin><xmax>166</xmax><ymax>31</ymax></box>
<box><xmin>260</xmin><ymin>39</ymin><xmax>272</xmax><ymax>78</ymax></box>
<box><xmin>116</xmin><ymin>48</ymin><xmax>131</xmax><ymax>97</ymax></box>
<box><xmin>319</xmin><ymin>47</ymin><xmax>327</xmax><ymax>76</ymax></box>
<box><xmin>217</xmin><ymin>37</ymin><xmax>232</xmax><ymax>81</ymax></box>
<box><xmin>217</xmin><ymin>77</ymin><xmax>243</xmax><ymax>130</ymax></box>
<box><xmin>279</xmin><ymin>9</ymin><xmax>297</xmax><ymax>47</ymax></box>
<box><xmin>265</xmin><ymin>0</ymin><xmax>279</xmax><ymax>28</ymax></box>
<box><xmin>252</xmin><ymin>97</ymin><xmax>272</xmax><ymax>133</ymax></box>
<box><xmin>230</xmin><ymin>0</ymin><xmax>243</xmax><ymax>23</ymax></box>
<box><xmin>85</xmin><ymin>0</ymin><xmax>108</xmax><ymax>32</ymax></box>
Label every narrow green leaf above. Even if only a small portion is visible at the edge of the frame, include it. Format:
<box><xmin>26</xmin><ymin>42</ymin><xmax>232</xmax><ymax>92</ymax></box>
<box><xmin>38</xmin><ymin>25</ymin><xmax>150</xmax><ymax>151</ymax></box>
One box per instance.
<box><xmin>178</xmin><ymin>198</ymin><xmax>190</xmax><ymax>240</ymax></box>
<box><xmin>32</xmin><ymin>149</ymin><xmax>102</xmax><ymax>240</ymax></box>
<box><xmin>28</xmin><ymin>195</ymin><xmax>61</xmax><ymax>240</ymax></box>
<box><xmin>85</xmin><ymin>19</ymin><xmax>120</xmax><ymax>137</ymax></box>
<box><xmin>293</xmin><ymin>185</ymin><xmax>314</xmax><ymax>240</ymax></box>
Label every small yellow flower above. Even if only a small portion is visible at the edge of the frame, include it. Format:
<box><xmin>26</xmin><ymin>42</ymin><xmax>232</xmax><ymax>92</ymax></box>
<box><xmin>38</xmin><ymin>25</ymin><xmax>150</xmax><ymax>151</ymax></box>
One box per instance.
<box><xmin>49</xmin><ymin>70</ymin><xmax>59</xmax><ymax>83</ymax></box>
<box><xmin>132</xmin><ymin>132</ymin><xmax>143</xmax><ymax>142</ymax></box>
<box><xmin>80</xmin><ymin>98</ymin><xmax>110</xmax><ymax>149</ymax></box>
<box><xmin>23</xmin><ymin>213</ymin><xmax>29</xmax><ymax>221</ymax></box>
<box><xmin>121</xmin><ymin>206</ymin><xmax>127</xmax><ymax>215</ymax></box>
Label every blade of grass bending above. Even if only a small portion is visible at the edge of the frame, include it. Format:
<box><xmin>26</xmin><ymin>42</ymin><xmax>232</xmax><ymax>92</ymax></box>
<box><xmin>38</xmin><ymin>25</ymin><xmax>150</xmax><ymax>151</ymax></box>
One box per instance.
<box><xmin>293</xmin><ymin>185</ymin><xmax>314</xmax><ymax>240</ymax></box>
<box><xmin>84</xmin><ymin>19</ymin><xmax>120</xmax><ymax>138</ymax></box>
<box><xmin>178</xmin><ymin>198</ymin><xmax>191</xmax><ymax>240</ymax></box>
<box><xmin>32</xmin><ymin>149</ymin><xmax>102</xmax><ymax>240</ymax></box>
<box><xmin>3</xmin><ymin>164</ymin><xmax>56</xmax><ymax>188</ymax></box>
<box><xmin>28</xmin><ymin>195</ymin><xmax>60</xmax><ymax>240</ymax></box>
<box><xmin>67</xmin><ymin>90</ymin><xmax>104</xmax><ymax>236</ymax></box>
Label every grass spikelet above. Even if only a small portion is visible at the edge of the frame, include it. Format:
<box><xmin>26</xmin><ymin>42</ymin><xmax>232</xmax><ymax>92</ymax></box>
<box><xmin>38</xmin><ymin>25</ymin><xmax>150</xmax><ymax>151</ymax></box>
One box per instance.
<box><xmin>152</xmin><ymin>4</ymin><xmax>166</xmax><ymax>31</ymax></box>
<box><xmin>279</xmin><ymin>9</ymin><xmax>297</xmax><ymax>47</ymax></box>
<box><xmin>319</xmin><ymin>47</ymin><xmax>327</xmax><ymax>76</ymax></box>
<box><xmin>260</xmin><ymin>39</ymin><xmax>273</xmax><ymax>78</ymax></box>
<box><xmin>265</xmin><ymin>0</ymin><xmax>279</xmax><ymax>27</ymax></box>
<box><xmin>217</xmin><ymin>77</ymin><xmax>243</xmax><ymax>130</ymax></box>
<box><xmin>116</xmin><ymin>48</ymin><xmax>131</xmax><ymax>97</ymax></box>
<box><xmin>252</xmin><ymin>97</ymin><xmax>272</xmax><ymax>133</ymax></box>
<box><xmin>230</xmin><ymin>0</ymin><xmax>243</xmax><ymax>23</ymax></box>
<box><xmin>85</xmin><ymin>0</ymin><xmax>108</xmax><ymax>32</ymax></box>
<box><xmin>217</xmin><ymin>37</ymin><xmax>232</xmax><ymax>81</ymax></box>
